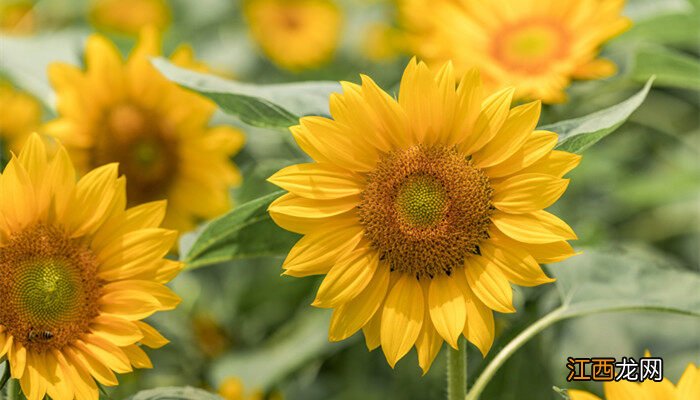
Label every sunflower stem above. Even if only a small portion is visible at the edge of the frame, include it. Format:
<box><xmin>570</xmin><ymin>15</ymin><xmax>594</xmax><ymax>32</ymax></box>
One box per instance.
<box><xmin>6</xmin><ymin>378</ymin><xmax>17</xmax><ymax>400</ymax></box>
<box><xmin>447</xmin><ymin>337</ymin><xmax>467</xmax><ymax>400</ymax></box>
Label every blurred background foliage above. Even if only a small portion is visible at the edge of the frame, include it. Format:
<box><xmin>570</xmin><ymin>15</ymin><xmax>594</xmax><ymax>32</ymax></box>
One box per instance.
<box><xmin>0</xmin><ymin>0</ymin><xmax>698</xmax><ymax>399</ymax></box>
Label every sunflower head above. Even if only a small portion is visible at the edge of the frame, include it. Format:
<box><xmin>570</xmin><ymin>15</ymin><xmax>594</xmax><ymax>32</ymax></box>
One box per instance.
<box><xmin>268</xmin><ymin>58</ymin><xmax>580</xmax><ymax>372</ymax></box>
<box><xmin>243</xmin><ymin>0</ymin><xmax>343</xmax><ymax>71</ymax></box>
<box><xmin>399</xmin><ymin>0</ymin><xmax>631</xmax><ymax>103</ymax></box>
<box><xmin>0</xmin><ymin>134</ymin><xmax>181</xmax><ymax>400</ymax></box>
<box><xmin>89</xmin><ymin>0</ymin><xmax>171</xmax><ymax>35</ymax></box>
<box><xmin>44</xmin><ymin>28</ymin><xmax>245</xmax><ymax>235</ymax></box>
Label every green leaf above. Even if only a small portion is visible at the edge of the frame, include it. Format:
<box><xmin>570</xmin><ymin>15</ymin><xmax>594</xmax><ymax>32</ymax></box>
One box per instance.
<box><xmin>621</xmin><ymin>12</ymin><xmax>700</xmax><ymax>48</ymax></box>
<box><xmin>542</xmin><ymin>77</ymin><xmax>654</xmax><ymax>154</ymax></box>
<box><xmin>548</xmin><ymin>246</ymin><xmax>700</xmax><ymax>319</ymax></box>
<box><xmin>209</xmin><ymin>308</ymin><xmax>341</xmax><ymax>390</ymax></box>
<box><xmin>151</xmin><ymin>58</ymin><xmax>340</xmax><ymax>129</ymax></box>
<box><xmin>632</xmin><ymin>46</ymin><xmax>700</xmax><ymax>90</ymax></box>
<box><xmin>125</xmin><ymin>387</ymin><xmax>223</xmax><ymax>400</ymax></box>
<box><xmin>466</xmin><ymin>246</ymin><xmax>700</xmax><ymax>399</ymax></box>
<box><xmin>180</xmin><ymin>191</ymin><xmax>299</xmax><ymax>269</ymax></box>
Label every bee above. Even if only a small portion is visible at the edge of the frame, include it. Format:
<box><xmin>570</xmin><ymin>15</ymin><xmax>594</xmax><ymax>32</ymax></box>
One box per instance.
<box><xmin>27</xmin><ymin>330</ymin><xmax>54</xmax><ymax>343</ymax></box>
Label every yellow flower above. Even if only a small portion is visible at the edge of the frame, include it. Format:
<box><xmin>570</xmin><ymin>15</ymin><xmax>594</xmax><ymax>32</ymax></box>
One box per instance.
<box><xmin>362</xmin><ymin>22</ymin><xmax>403</xmax><ymax>62</ymax></box>
<box><xmin>0</xmin><ymin>0</ymin><xmax>35</xmax><ymax>35</ymax></box>
<box><xmin>88</xmin><ymin>0</ymin><xmax>171</xmax><ymax>36</ymax></box>
<box><xmin>569</xmin><ymin>362</ymin><xmax>700</xmax><ymax>400</ymax></box>
<box><xmin>218</xmin><ymin>377</ymin><xmax>283</xmax><ymax>400</ymax></box>
<box><xmin>0</xmin><ymin>81</ymin><xmax>42</xmax><ymax>155</ymax></box>
<box><xmin>243</xmin><ymin>0</ymin><xmax>342</xmax><ymax>71</ymax></box>
<box><xmin>398</xmin><ymin>0</ymin><xmax>631</xmax><ymax>103</ymax></box>
<box><xmin>44</xmin><ymin>29</ymin><xmax>244</xmax><ymax>235</ymax></box>
<box><xmin>268</xmin><ymin>59</ymin><xmax>579</xmax><ymax>372</ymax></box>
<box><xmin>0</xmin><ymin>134</ymin><xmax>182</xmax><ymax>400</ymax></box>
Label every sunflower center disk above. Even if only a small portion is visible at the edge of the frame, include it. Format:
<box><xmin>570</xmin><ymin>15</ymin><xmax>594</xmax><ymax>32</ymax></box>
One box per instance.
<box><xmin>492</xmin><ymin>20</ymin><xmax>569</xmax><ymax>73</ymax></box>
<box><xmin>358</xmin><ymin>146</ymin><xmax>494</xmax><ymax>280</ymax></box>
<box><xmin>395</xmin><ymin>174</ymin><xmax>447</xmax><ymax>227</ymax></box>
<box><xmin>0</xmin><ymin>225</ymin><xmax>102</xmax><ymax>351</ymax></box>
<box><xmin>94</xmin><ymin>103</ymin><xmax>179</xmax><ymax>205</ymax></box>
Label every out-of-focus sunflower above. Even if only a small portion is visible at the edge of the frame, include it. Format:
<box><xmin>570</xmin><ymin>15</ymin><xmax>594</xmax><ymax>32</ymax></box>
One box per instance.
<box><xmin>569</xmin><ymin>362</ymin><xmax>700</xmax><ymax>400</ymax></box>
<box><xmin>0</xmin><ymin>81</ymin><xmax>42</xmax><ymax>156</ymax></box>
<box><xmin>268</xmin><ymin>59</ymin><xmax>579</xmax><ymax>372</ymax></box>
<box><xmin>398</xmin><ymin>0</ymin><xmax>631</xmax><ymax>103</ymax></box>
<box><xmin>0</xmin><ymin>134</ymin><xmax>181</xmax><ymax>400</ymax></box>
<box><xmin>88</xmin><ymin>0</ymin><xmax>171</xmax><ymax>36</ymax></box>
<box><xmin>219</xmin><ymin>377</ymin><xmax>283</xmax><ymax>400</ymax></box>
<box><xmin>361</xmin><ymin>22</ymin><xmax>403</xmax><ymax>62</ymax></box>
<box><xmin>44</xmin><ymin>28</ymin><xmax>244</xmax><ymax>235</ymax></box>
<box><xmin>0</xmin><ymin>0</ymin><xmax>35</xmax><ymax>35</ymax></box>
<box><xmin>243</xmin><ymin>0</ymin><xmax>342</xmax><ymax>71</ymax></box>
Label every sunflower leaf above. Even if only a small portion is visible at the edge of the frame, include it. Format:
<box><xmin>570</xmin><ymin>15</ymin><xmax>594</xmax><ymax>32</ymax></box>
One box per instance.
<box><xmin>151</xmin><ymin>58</ymin><xmax>340</xmax><ymax>129</ymax></box>
<box><xmin>632</xmin><ymin>46</ymin><xmax>700</xmax><ymax>90</ymax></box>
<box><xmin>180</xmin><ymin>191</ymin><xmax>300</xmax><ymax>269</ymax></box>
<box><xmin>125</xmin><ymin>387</ymin><xmax>223</xmax><ymax>400</ymax></box>
<box><xmin>542</xmin><ymin>77</ymin><xmax>654</xmax><ymax>154</ymax></box>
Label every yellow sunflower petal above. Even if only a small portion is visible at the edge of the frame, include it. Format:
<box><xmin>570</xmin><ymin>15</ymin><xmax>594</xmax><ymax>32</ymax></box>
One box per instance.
<box><xmin>122</xmin><ymin>345</ymin><xmax>153</xmax><ymax>369</ymax></box>
<box><xmin>481</xmin><ymin>238</ymin><xmax>554</xmax><ymax>286</ymax></box>
<box><xmin>134</xmin><ymin>321</ymin><xmax>169</xmax><ymax>349</ymax></box>
<box><xmin>450</xmin><ymin>68</ymin><xmax>484</xmax><ymax>146</ymax></box>
<box><xmin>520</xmin><ymin>149</ymin><xmax>582</xmax><ymax>177</ymax></box>
<box><xmin>102</xmin><ymin>280</ymin><xmax>180</xmax><ymax>310</ymax></box>
<box><xmin>491</xmin><ymin>210</ymin><xmax>577</xmax><ymax>244</ymax></box>
<box><xmin>472</xmin><ymin>100</ymin><xmax>541</xmax><ymax>168</ymax></box>
<box><xmin>313</xmin><ymin>246</ymin><xmax>380</xmax><ymax>308</ymax></box>
<box><xmin>9</xmin><ymin>340</ymin><xmax>27</xmax><ymax>379</ymax></box>
<box><xmin>603</xmin><ymin>380</ymin><xmax>652</xmax><ymax>400</ymax></box>
<box><xmin>64</xmin><ymin>345</ymin><xmax>118</xmax><ymax>386</ymax></box>
<box><xmin>567</xmin><ymin>389</ymin><xmax>602</xmax><ymax>400</ymax></box>
<box><xmin>458</xmin><ymin>87</ymin><xmax>515</xmax><ymax>155</ymax></box>
<box><xmin>283</xmin><ymin>222</ymin><xmax>364</xmax><ymax>277</ymax></box>
<box><xmin>268</xmin><ymin>192</ymin><xmax>358</xmax><ymax>234</ymax></box>
<box><xmin>90</xmin><ymin>315</ymin><xmax>144</xmax><ymax>347</ymax></box>
<box><xmin>362</xmin><ymin>309</ymin><xmax>382</xmax><ymax>351</ymax></box>
<box><xmin>517</xmin><ymin>240</ymin><xmax>578</xmax><ymax>264</ymax></box>
<box><xmin>463</xmin><ymin>284</ymin><xmax>495</xmax><ymax>357</ymax></box>
<box><xmin>329</xmin><ymin>262</ymin><xmax>390</xmax><ymax>341</ymax></box>
<box><xmin>380</xmin><ymin>273</ymin><xmax>424</xmax><ymax>367</ymax></box>
<box><xmin>491</xmin><ymin>173</ymin><xmax>569</xmax><ymax>213</ymax></box>
<box><xmin>81</xmin><ymin>336</ymin><xmax>133</xmax><ymax>374</ymax></box>
<box><xmin>464</xmin><ymin>256</ymin><xmax>515</xmax><ymax>313</ymax></box>
<box><xmin>428</xmin><ymin>273</ymin><xmax>467</xmax><ymax>349</ymax></box>
<box><xmin>416</xmin><ymin>281</ymin><xmax>444</xmax><ymax>375</ymax></box>
<box><xmin>64</xmin><ymin>163</ymin><xmax>120</xmax><ymax>237</ymax></box>
<box><xmin>484</xmin><ymin>130</ymin><xmax>558</xmax><ymax>178</ymax></box>
<box><xmin>677</xmin><ymin>363</ymin><xmax>700</xmax><ymax>400</ymax></box>
<box><xmin>268</xmin><ymin>162</ymin><xmax>364</xmax><ymax>200</ymax></box>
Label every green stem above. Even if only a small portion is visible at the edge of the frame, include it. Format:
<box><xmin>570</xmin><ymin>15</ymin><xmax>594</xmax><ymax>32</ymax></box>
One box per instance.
<box><xmin>465</xmin><ymin>307</ymin><xmax>565</xmax><ymax>400</ymax></box>
<box><xmin>447</xmin><ymin>337</ymin><xmax>467</xmax><ymax>400</ymax></box>
<box><xmin>6</xmin><ymin>379</ymin><xmax>17</xmax><ymax>400</ymax></box>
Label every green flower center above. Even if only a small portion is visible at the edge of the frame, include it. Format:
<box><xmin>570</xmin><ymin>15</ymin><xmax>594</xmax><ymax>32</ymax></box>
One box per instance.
<box><xmin>15</xmin><ymin>258</ymin><xmax>82</xmax><ymax>326</ymax></box>
<box><xmin>395</xmin><ymin>174</ymin><xmax>447</xmax><ymax>227</ymax></box>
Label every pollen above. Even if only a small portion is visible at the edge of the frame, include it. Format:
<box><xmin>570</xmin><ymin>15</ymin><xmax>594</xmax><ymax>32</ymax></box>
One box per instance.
<box><xmin>358</xmin><ymin>146</ymin><xmax>494</xmax><ymax>280</ymax></box>
<box><xmin>0</xmin><ymin>224</ymin><xmax>102</xmax><ymax>351</ymax></box>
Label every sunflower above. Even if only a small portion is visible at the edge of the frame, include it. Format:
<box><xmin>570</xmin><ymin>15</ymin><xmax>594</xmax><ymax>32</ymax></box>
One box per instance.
<box><xmin>569</xmin><ymin>362</ymin><xmax>700</xmax><ymax>400</ymax></box>
<box><xmin>268</xmin><ymin>59</ymin><xmax>579</xmax><ymax>372</ymax></box>
<box><xmin>0</xmin><ymin>134</ymin><xmax>181</xmax><ymax>400</ymax></box>
<box><xmin>0</xmin><ymin>81</ymin><xmax>42</xmax><ymax>156</ymax></box>
<box><xmin>243</xmin><ymin>0</ymin><xmax>342</xmax><ymax>71</ymax></box>
<box><xmin>88</xmin><ymin>0</ymin><xmax>171</xmax><ymax>36</ymax></box>
<box><xmin>44</xmin><ymin>28</ymin><xmax>244</xmax><ymax>235</ymax></box>
<box><xmin>398</xmin><ymin>0</ymin><xmax>631</xmax><ymax>103</ymax></box>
